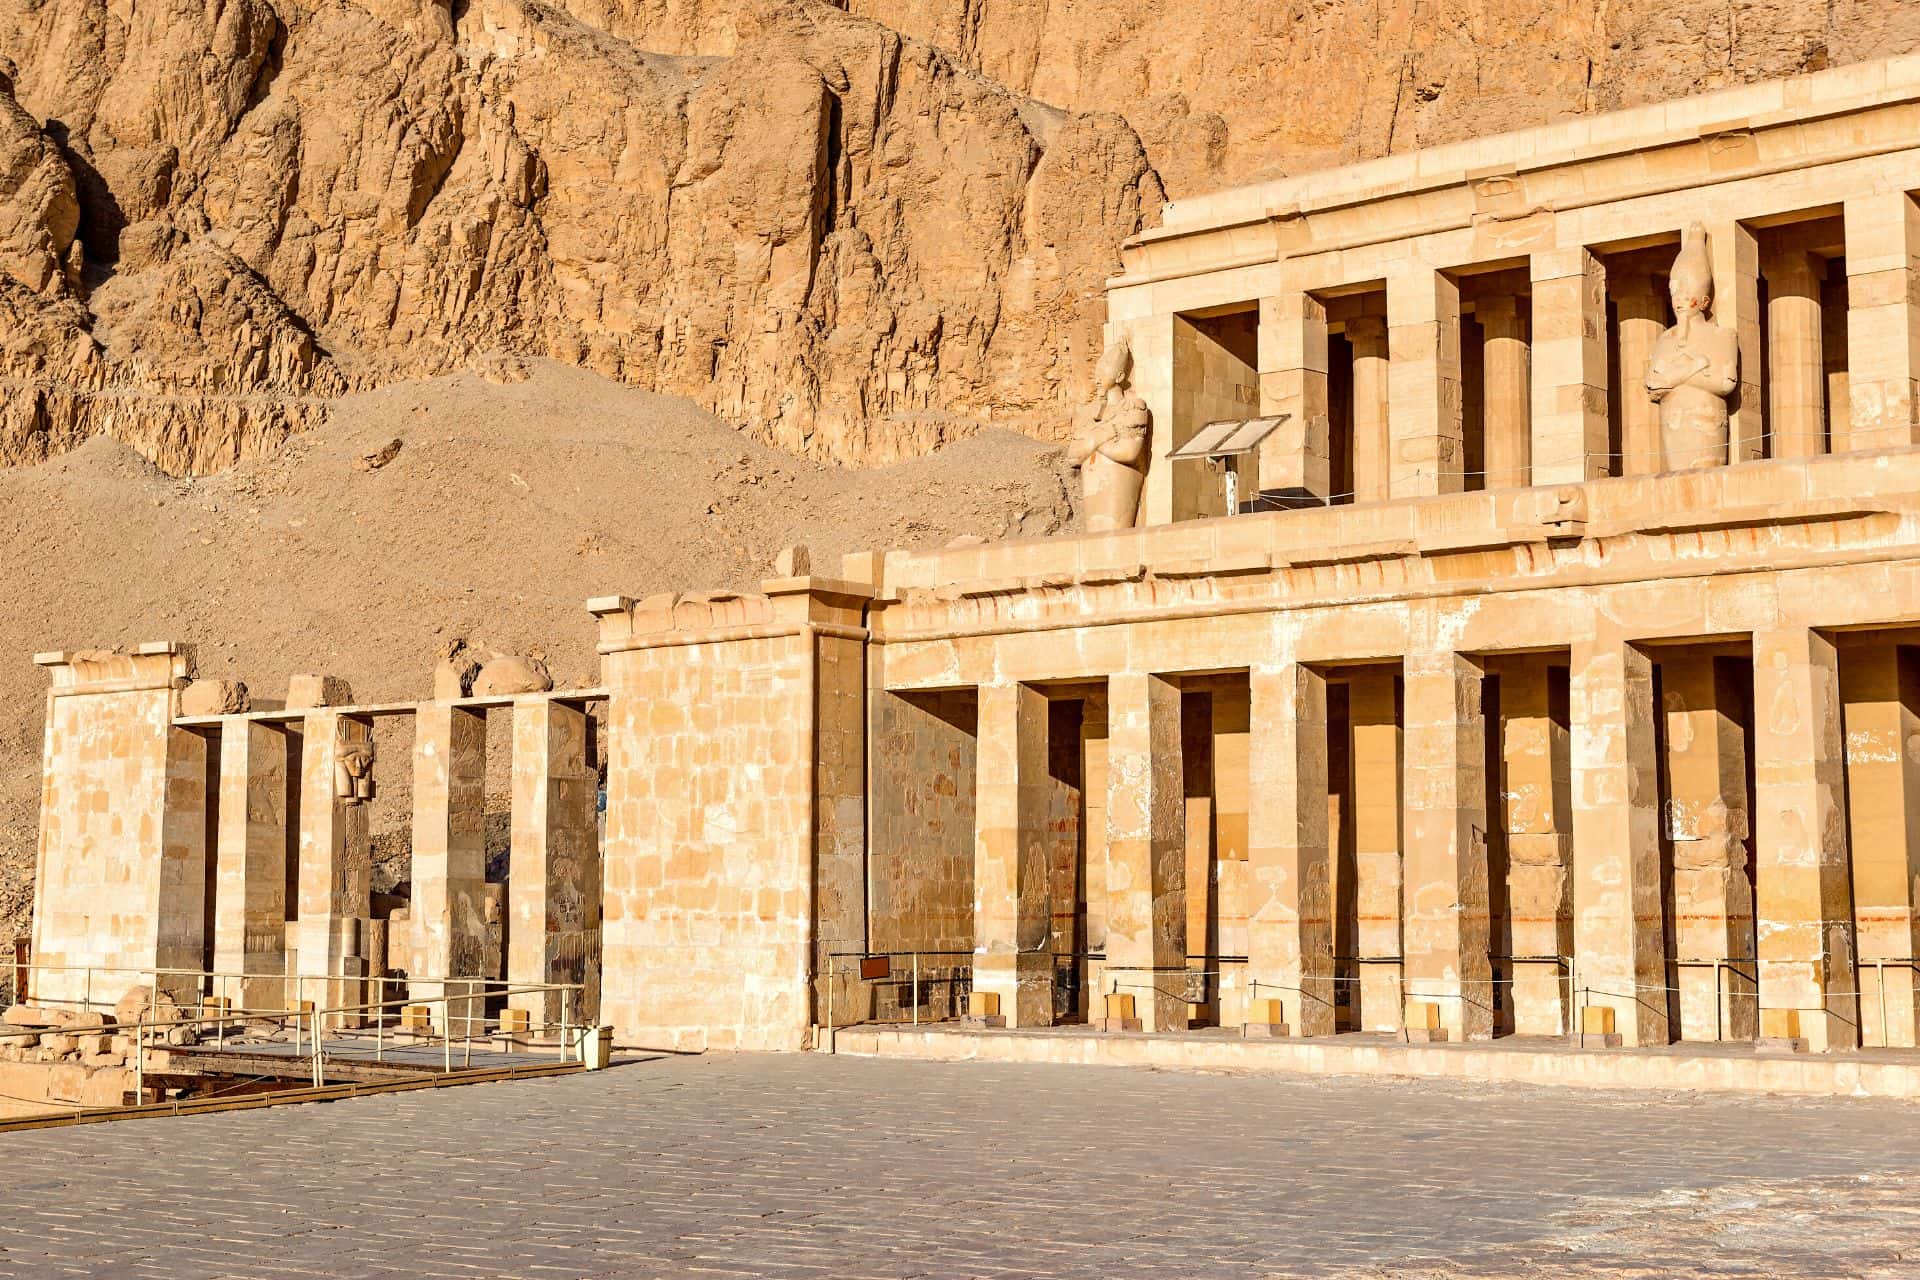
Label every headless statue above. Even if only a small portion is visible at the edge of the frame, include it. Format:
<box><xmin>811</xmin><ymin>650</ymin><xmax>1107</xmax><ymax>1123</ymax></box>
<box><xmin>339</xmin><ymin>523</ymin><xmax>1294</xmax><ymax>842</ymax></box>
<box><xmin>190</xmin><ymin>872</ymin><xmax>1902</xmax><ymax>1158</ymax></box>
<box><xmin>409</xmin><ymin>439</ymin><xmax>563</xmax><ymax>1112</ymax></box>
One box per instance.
<box><xmin>1645</xmin><ymin>223</ymin><xmax>1739</xmax><ymax>471</ymax></box>
<box><xmin>1070</xmin><ymin>341</ymin><xmax>1151</xmax><ymax>532</ymax></box>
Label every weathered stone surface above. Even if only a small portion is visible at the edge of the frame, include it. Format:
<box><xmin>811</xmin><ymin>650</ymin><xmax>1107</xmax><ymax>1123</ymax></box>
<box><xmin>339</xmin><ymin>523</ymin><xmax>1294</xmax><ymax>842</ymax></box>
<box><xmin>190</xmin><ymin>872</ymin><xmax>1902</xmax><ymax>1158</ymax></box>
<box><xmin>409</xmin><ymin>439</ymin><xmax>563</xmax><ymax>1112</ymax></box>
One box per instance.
<box><xmin>179</xmin><ymin>679</ymin><xmax>251</xmax><ymax>717</ymax></box>
<box><xmin>471</xmin><ymin>654</ymin><xmax>553</xmax><ymax>697</ymax></box>
<box><xmin>6</xmin><ymin>0</ymin><xmax>1884</xmax><ymax>475</ymax></box>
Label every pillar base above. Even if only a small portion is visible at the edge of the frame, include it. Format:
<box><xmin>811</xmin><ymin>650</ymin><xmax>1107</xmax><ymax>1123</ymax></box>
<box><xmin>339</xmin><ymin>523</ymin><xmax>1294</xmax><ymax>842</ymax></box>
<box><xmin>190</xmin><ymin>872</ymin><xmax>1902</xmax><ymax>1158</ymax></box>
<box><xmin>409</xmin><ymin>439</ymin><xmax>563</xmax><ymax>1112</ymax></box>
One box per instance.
<box><xmin>1405</xmin><ymin>1026</ymin><xmax>1450</xmax><ymax>1044</ymax></box>
<box><xmin>1241</xmin><ymin>1021</ymin><xmax>1292</xmax><ymax>1039</ymax></box>
<box><xmin>961</xmin><ymin>1015</ymin><xmax>1007</xmax><ymax>1029</ymax></box>
<box><xmin>1568</xmin><ymin>1031</ymin><xmax>1623</xmax><ymax>1049</ymax></box>
<box><xmin>1757</xmin><ymin>1036</ymin><xmax>1810</xmax><ymax>1054</ymax></box>
<box><xmin>1094</xmin><ymin>1018</ymin><xmax>1143</xmax><ymax>1033</ymax></box>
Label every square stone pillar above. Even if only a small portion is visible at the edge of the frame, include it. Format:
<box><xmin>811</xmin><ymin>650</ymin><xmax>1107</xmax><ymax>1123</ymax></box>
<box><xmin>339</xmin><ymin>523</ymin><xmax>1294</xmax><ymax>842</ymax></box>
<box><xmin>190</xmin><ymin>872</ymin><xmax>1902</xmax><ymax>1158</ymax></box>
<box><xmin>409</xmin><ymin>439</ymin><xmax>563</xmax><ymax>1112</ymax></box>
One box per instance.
<box><xmin>1127</xmin><ymin>314</ymin><xmax>1180</xmax><ymax>527</ymax></box>
<box><xmin>1348</xmin><ymin>668</ymin><xmax>1403</xmax><ymax>1032</ymax></box>
<box><xmin>1477</xmin><ymin>295</ymin><xmax>1531</xmax><ymax>490</ymax></box>
<box><xmin>1569</xmin><ymin>638</ymin><xmax>1668</xmax><ymax>1046</ymax></box>
<box><xmin>1258</xmin><ymin>292</ymin><xmax>1331</xmax><ymax>505</ymax></box>
<box><xmin>1840</xmin><ymin>642</ymin><xmax>1920</xmax><ymax>1048</ymax></box>
<box><xmin>1661</xmin><ymin>655</ymin><xmax>1758</xmax><ymax>1042</ymax></box>
<box><xmin>1822</xmin><ymin>269</ymin><xmax>1853</xmax><ymax>450</ymax></box>
<box><xmin>1401</xmin><ymin>651</ymin><xmax>1492</xmax><ymax>1040</ymax></box>
<box><xmin>1529</xmin><ymin>248</ymin><xmax>1609</xmax><ymax>484</ymax></box>
<box><xmin>1614</xmin><ymin>274</ymin><xmax>1668</xmax><ymax>476</ymax></box>
<box><xmin>1707</xmin><ymin>220</ymin><xmax>1764</xmax><ymax>462</ymax></box>
<box><xmin>296</xmin><ymin>710</ymin><xmax>374</xmax><ymax>1019</ymax></box>
<box><xmin>1500</xmin><ymin>660</ymin><xmax>1574</xmax><ymax>1036</ymax></box>
<box><xmin>1764</xmin><ymin>249</ymin><xmax>1828</xmax><ymax>459</ymax></box>
<box><xmin>1347</xmin><ymin>316</ymin><xmax>1392</xmax><ymax>503</ymax></box>
<box><xmin>212</xmin><ymin>719</ymin><xmax>289</xmax><ymax>1011</ymax></box>
<box><xmin>508</xmin><ymin>697</ymin><xmax>602</xmax><ymax>1028</ymax></box>
<box><xmin>1386</xmin><ymin>268</ymin><xmax>1465</xmax><ymax>497</ymax></box>
<box><xmin>1843</xmin><ymin>192</ymin><xmax>1920</xmax><ymax>452</ymax></box>
<box><xmin>31</xmin><ymin>645</ymin><xmax>206</xmax><ymax>1011</ymax></box>
<box><xmin>1104</xmin><ymin>672</ymin><xmax>1187</xmax><ymax>1032</ymax></box>
<box><xmin>973</xmin><ymin>683</ymin><xmax>1053</xmax><ymax>1028</ymax></box>
<box><xmin>1752</xmin><ymin>628</ymin><xmax>1860</xmax><ymax>1052</ymax></box>
<box><xmin>1246</xmin><ymin>663</ymin><xmax>1334</xmax><ymax>1036</ymax></box>
<box><xmin>409</xmin><ymin>703</ymin><xmax>488</xmax><ymax>1031</ymax></box>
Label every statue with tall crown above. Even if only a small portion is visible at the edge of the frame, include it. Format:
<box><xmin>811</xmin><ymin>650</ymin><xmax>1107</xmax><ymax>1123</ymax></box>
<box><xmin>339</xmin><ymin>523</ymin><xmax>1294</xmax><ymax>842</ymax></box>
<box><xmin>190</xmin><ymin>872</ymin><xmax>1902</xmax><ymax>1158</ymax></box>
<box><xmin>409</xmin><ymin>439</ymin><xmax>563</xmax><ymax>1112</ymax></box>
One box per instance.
<box><xmin>1645</xmin><ymin>223</ymin><xmax>1740</xmax><ymax>471</ymax></box>
<box><xmin>1070</xmin><ymin>340</ymin><xmax>1151</xmax><ymax>532</ymax></box>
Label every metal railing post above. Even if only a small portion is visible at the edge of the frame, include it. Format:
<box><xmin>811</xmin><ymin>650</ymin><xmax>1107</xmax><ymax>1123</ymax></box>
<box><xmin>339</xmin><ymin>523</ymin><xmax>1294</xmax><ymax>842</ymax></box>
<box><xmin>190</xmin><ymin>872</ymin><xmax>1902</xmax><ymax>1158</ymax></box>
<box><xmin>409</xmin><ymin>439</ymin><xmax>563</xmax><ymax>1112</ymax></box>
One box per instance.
<box><xmin>133</xmin><ymin>1023</ymin><xmax>143</xmax><ymax>1104</ymax></box>
<box><xmin>560</xmin><ymin>992</ymin><xmax>570</xmax><ymax>1064</ymax></box>
<box><xmin>912</xmin><ymin>952</ymin><xmax>919</xmax><ymax>1027</ymax></box>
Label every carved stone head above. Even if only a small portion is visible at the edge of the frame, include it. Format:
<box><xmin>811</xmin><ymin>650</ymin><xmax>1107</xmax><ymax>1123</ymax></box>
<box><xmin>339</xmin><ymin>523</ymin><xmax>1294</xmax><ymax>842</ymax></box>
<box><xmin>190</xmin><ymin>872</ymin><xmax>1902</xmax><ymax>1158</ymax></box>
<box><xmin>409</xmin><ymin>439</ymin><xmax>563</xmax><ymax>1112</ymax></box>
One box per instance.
<box><xmin>1092</xmin><ymin>341</ymin><xmax>1132</xmax><ymax>398</ymax></box>
<box><xmin>1668</xmin><ymin>223</ymin><xmax>1714</xmax><ymax>319</ymax></box>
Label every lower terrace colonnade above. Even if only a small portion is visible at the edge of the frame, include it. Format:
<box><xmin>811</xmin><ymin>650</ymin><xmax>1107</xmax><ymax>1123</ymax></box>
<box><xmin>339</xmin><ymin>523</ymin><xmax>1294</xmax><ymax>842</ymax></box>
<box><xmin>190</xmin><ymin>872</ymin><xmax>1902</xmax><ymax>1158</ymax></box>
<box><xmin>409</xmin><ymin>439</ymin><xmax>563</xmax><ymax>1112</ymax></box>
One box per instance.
<box><xmin>28</xmin><ymin>647</ymin><xmax>607</xmax><ymax>1037</ymax></box>
<box><xmin>875</xmin><ymin>631</ymin><xmax>1920</xmax><ymax>1052</ymax></box>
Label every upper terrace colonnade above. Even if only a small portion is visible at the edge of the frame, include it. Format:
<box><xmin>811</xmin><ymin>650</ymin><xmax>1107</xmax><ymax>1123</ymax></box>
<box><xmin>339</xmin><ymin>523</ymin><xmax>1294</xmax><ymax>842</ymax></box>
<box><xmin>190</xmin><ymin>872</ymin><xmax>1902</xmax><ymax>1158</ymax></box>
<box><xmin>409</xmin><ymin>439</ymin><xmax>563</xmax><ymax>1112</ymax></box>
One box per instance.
<box><xmin>1111</xmin><ymin>55</ymin><xmax>1920</xmax><ymax>522</ymax></box>
<box><xmin>27</xmin><ymin>57</ymin><xmax>1920</xmax><ymax>1069</ymax></box>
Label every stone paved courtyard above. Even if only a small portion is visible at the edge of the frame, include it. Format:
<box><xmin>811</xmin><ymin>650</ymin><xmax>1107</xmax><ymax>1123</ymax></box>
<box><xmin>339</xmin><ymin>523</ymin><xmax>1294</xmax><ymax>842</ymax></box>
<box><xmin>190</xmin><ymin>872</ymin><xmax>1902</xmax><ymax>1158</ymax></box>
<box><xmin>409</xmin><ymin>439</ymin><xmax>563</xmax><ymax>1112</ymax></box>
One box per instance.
<box><xmin>2</xmin><ymin>1053</ymin><xmax>1918</xmax><ymax>1279</ymax></box>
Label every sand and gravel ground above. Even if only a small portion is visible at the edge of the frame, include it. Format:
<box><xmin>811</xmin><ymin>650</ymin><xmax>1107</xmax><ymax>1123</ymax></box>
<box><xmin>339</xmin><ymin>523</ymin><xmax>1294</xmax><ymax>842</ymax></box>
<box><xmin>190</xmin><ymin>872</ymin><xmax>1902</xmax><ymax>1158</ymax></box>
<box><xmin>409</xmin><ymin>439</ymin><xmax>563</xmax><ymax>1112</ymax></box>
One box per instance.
<box><xmin>0</xmin><ymin>359</ymin><xmax>1076</xmax><ymax>941</ymax></box>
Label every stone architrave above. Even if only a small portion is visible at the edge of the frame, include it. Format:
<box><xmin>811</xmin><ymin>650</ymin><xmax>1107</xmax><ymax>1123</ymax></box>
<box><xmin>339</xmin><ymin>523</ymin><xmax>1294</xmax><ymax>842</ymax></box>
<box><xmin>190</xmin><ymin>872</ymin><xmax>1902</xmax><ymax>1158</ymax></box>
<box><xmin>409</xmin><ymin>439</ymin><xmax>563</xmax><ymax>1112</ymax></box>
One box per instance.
<box><xmin>1071</xmin><ymin>342</ymin><xmax>1151</xmax><ymax>533</ymax></box>
<box><xmin>1246</xmin><ymin>663</ymin><xmax>1333</xmax><ymax>1036</ymax></box>
<box><xmin>212</xmin><ymin>719</ymin><xmax>290</xmax><ymax>1011</ymax></box>
<box><xmin>1401</xmin><ymin>649</ymin><xmax>1492</xmax><ymax>1040</ymax></box>
<box><xmin>1646</xmin><ymin>224</ymin><xmax>1740</xmax><ymax>471</ymax></box>
<box><xmin>972</xmin><ymin>683</ymin><xmax>1053</xmax><ymax>1028</ymax></box>
<box><xmin>1752</xmin><ymin>628</ymin><xmax>1859</xmax><ymax>1052</ymax></box>
<box><xmin>1569</xmin><ymin>638</ymin><xmax>1668</xmax><ymax>1047</ymax></box>
<box><xmin>1104</xmin><ymin>672</ymin><xmax>1186</xmax><ymax>1032</ymax></box>
<box><xmin>410</xmin><ymin>703</ymin><xmax>489</xmax><ymax>1033</ymax></box>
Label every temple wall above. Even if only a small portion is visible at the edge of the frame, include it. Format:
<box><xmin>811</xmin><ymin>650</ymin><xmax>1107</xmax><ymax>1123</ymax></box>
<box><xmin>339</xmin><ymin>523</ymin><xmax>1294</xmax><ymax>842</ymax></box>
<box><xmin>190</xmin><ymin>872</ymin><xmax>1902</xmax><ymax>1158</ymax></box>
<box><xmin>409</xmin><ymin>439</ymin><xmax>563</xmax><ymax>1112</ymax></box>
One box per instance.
<box><xmin>31</xmin><ymin>647</ymin><xmax>203</xmax><ymax>1009</ymax></box>
<box><xmin>30</xmin><ymin>59</ymin><xmax>1920</xmax><ymax>1069</ymax></box>
<box><xmin>867</xmin><ymin>690</ymin><xmax>977</xmax><ymax>958</ymax></box>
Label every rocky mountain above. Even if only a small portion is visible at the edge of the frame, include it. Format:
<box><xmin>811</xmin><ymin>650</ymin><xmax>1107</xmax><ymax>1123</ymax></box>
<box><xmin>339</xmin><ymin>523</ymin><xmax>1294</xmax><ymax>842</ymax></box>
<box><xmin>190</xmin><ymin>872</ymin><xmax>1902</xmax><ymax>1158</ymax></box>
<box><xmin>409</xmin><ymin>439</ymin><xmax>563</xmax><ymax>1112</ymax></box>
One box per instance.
<box><xmin>0</xmin><ymin>0</ymin><xmax>1915</xmax><ymax>476</ymax></box>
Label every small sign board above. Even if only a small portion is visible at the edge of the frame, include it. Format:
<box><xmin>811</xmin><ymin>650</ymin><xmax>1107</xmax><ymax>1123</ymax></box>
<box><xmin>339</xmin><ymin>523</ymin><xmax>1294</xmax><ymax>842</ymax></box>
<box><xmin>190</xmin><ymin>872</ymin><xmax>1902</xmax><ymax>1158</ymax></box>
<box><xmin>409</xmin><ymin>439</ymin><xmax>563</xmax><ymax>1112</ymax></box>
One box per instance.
<box><xmin>1166</xmin><ymin>414</ymin><xmax>1289</xmax><ymax>461</ymax></box>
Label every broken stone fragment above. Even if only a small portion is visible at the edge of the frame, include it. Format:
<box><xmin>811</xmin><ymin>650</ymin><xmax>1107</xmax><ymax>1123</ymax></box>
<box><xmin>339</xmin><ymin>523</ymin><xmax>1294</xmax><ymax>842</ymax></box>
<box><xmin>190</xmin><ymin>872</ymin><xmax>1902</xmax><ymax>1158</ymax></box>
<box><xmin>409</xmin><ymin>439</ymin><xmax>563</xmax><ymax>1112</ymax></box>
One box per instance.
<box><xmin>471</xmin><ymin>654</ymin><xmax>553</xmax><ymax>696</ymax></box>
<box><xmin>113</xmin><ymin>986</ymin><xmax>183</xmax><ymax>1028</ymax></box>
<box><xmin>2</xmin><ymin>1004</ymin><xmax>55</xmax><ymax>1027</ymax></box>
<box><xmin>79</xmin><ymin>1052</ymin><xmax>124</xmax><ymax>1070</ymax></box>
<box><xmin>179</xmin><ymin>678</ymin><xmax>251</xmax><ymax>716</ymax></box>
<box><xmin>356</xmin><ymin>438</ymin><xmax>402</xmax><ymax>471</ymax></box>
<box><xmin>40</xmin><ymin>1033</ymin><xmax>77</xmax><ymax>1055</ymax></box>
<box><xmin>286</xmin><ymin>673</ymin><xmax>354</xmax><ymax>709</ymax></box>
<box><xmin>773</xmin><ymin>544</ymin><xmax>811</xmax><ymax>577</ymax></box>
<box><xmin>433</xmin><ymin>639</ymin><xmax>479</xmax><ymax>700</ymax></box>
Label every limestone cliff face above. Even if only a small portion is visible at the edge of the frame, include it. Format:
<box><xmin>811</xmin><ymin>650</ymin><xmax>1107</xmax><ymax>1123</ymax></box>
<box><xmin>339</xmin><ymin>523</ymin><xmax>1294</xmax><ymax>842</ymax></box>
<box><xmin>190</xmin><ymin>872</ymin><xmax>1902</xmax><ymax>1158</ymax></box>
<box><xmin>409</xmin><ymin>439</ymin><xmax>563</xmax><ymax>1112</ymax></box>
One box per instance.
<box><xmin>0</xmin><ymin>0</ymin><xmax>1916</xmax><ymax>474</ymax></box>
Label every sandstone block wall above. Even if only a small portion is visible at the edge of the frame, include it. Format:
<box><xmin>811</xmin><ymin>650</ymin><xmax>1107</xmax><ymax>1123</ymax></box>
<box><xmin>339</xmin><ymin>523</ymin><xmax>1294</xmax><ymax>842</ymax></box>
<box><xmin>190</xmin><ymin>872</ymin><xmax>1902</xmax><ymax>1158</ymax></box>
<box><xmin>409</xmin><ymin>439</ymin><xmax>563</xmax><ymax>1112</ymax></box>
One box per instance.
<box><xmin>595</xmin><ymin>581</ymin><xmax>869</xmax><ymax>1051</ymax></box>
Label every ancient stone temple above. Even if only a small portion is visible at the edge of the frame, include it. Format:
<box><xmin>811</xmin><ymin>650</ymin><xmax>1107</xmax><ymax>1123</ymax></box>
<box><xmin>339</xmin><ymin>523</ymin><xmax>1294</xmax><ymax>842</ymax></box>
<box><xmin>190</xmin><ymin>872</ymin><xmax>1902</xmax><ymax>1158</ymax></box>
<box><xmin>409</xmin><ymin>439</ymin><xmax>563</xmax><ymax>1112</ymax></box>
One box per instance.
<box><xmin>29</xmin><ymin>56</ymin><xmax>1920</xmax><ymax>1082</ymax></box>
